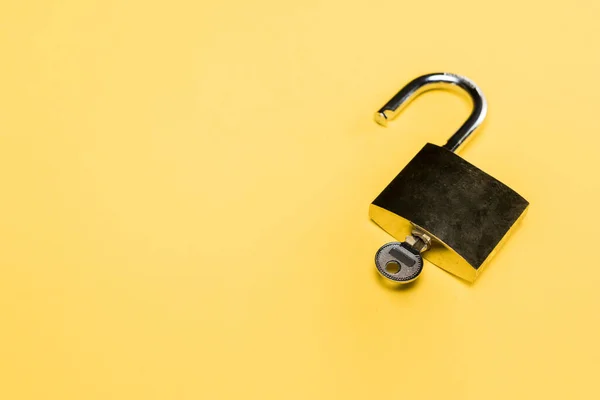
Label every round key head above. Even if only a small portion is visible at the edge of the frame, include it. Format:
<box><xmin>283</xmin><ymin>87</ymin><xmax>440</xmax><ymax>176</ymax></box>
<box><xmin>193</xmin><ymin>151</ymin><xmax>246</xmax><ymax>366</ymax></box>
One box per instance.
<box><xmin>375</xmin><ymin>242</ymin><xmax>423</xmax><ymax>283</ymax></box>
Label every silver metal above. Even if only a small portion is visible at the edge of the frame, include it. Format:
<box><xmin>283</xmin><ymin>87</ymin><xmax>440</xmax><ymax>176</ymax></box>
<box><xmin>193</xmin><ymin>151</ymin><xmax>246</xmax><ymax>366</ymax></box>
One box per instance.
<box><xmin>405</xmin><ymin>231</ymin><xmax>432</xmax><ymax>253</ymax></box>
<box><xmin>375</xmin><ymin>242</ymin><xmax>423</xmax><ymax>283</ymax></box>
<box><xmin>374</xmin><ymin>72</ymin><xmax>487</xmax><ymax>153</ymax></box>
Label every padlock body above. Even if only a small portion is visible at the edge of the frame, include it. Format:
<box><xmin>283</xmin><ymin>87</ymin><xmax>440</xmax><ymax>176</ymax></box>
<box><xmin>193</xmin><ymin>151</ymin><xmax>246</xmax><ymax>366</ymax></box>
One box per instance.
<box><xmin>370</xmin><ymin>143</ymin><xmax>529</xmax><ymax>282</ymax></box>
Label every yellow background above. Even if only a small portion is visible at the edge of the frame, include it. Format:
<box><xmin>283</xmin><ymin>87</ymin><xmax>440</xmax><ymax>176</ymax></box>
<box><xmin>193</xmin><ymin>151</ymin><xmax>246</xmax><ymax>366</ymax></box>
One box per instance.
<box><xmin>1</xmin><ymin>1</ymin><xmax>599</xmax><ymax>398</ymax></box>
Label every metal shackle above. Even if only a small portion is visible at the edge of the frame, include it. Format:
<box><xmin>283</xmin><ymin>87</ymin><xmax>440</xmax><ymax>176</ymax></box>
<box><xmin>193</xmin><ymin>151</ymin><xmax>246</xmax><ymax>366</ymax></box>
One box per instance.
<box><xmin>374</xmin><ymin>72</ymin><xmax>488</xmax><ymax>153</ymax></box>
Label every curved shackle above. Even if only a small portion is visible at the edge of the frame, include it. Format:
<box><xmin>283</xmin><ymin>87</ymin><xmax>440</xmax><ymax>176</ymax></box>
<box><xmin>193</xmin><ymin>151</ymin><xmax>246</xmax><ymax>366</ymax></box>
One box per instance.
<box><xmin>374</xmin><ymin>72</ymin><xmax>487</xmax><ymax>153</ymax></box>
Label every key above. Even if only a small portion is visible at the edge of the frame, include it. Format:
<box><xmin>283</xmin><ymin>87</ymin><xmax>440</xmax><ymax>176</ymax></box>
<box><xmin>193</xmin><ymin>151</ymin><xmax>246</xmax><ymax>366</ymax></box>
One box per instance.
<box><xmin>375</xmin><ymin>241</ymin><xmax>424</xmax><ymax>283</ymax></box>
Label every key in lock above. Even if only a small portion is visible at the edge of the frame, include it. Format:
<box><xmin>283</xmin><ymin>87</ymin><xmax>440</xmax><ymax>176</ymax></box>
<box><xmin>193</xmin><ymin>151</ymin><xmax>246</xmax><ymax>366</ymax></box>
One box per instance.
<box><xmin>370</xmin><ymin>73</ymin><xmax>529</xmax><ymax>284</ymax></box>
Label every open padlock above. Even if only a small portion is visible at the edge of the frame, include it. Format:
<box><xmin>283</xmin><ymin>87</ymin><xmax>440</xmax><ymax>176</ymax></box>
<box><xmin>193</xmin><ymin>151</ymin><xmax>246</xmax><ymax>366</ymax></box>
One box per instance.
<box><xmin>371</xmin><ymin>73</ymin><xmax>529</xmax><ymax>283</ymax></box>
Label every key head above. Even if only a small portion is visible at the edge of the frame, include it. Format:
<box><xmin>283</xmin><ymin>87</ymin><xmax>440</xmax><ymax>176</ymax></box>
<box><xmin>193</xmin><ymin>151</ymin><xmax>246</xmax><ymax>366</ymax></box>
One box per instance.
<box><xmin>375</xmin><ymin>242</ymin><xmax>423</xmax><ymax>283</ymax></box>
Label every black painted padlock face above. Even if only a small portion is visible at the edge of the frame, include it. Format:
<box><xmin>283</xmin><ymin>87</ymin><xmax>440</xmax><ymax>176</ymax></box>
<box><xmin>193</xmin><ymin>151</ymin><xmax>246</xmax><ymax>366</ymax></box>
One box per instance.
<box><xmin>372</xmin><ymin>143</ymin><xmax>529</xmax><ymax>272</ymax></box>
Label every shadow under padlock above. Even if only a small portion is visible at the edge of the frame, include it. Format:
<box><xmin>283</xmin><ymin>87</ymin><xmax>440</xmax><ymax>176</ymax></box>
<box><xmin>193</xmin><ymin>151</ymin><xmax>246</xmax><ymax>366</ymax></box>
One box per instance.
<box><xmin>370</xmin><ymin>73</ymin><xmax>529</xmax><ymax>284</ymax></box>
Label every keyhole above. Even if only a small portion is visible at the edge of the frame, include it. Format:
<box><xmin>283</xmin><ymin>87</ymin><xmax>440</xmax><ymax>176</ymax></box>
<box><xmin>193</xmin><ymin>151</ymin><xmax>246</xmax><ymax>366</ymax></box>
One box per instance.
<box><xmin>385</xmin><ymin>261</ymin><xmax>401</xmax><ymax>274</ymax></box>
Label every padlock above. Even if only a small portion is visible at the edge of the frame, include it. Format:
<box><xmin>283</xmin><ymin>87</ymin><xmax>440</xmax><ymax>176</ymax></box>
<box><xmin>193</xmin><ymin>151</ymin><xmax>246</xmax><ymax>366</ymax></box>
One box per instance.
<box><xmin>370</xmin><ymin>73</ymin><xmax>529</xmax><ymax>283</ymax></box>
